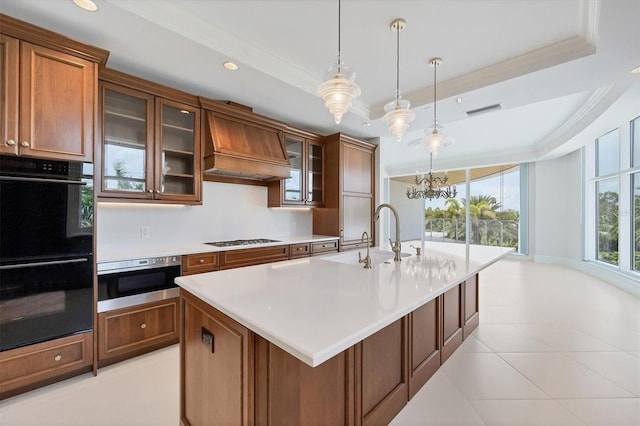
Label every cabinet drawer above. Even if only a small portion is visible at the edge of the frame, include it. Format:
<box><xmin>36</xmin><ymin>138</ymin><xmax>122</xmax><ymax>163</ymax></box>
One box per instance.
<box><xmin>311</xmin><ymin>240</ymin><xmax>338</xmax><ymax>255</ymax></box>
<box><xmin>289</xmin><ymin>243</ymin><xmax>310</xmax><ymax>258</ymax></box>
<box><xmin>0</xmin><ymin>332</ymin><xmax>93</xmax><ymax>399</ymax></box>
<box><xmin>182</xmin><ymin>252</ymin><xmax>219</xmax><ymax>275</ymax></box>
<box><xmin>220</xmin><ymin>245</ymin><xmax>289</xmax><ymax>270</ymax></box>
<box><xmin>98</xmin><ymin>299</ymin><xmax>179</xmax><ymax>364</ymax></box>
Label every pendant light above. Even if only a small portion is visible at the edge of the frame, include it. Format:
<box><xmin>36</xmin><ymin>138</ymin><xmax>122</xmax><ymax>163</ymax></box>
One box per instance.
<box><xmin>423</xmin><ymin>57</ymin><xmax>452</xmax><ymax>156</ymax></box>
<box><xmin>317</xmin><ymin>0</ymin><xmax>361</xmax><ymax>124</ymax></box>
<box><xmin>382</xmin><ymin>19</ymin><xmax>415</xmax><ymax>142</ymax></box>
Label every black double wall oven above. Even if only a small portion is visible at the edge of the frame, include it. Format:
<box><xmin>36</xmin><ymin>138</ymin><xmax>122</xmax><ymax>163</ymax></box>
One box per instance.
<box><xmin>0</xmin><ymin>156</ymin><xmax>94</xmax><ymax>352</ymax></box>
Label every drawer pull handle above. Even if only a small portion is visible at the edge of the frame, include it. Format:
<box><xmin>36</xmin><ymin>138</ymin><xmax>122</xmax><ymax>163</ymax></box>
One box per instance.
<box><xmin>140</xmin><ymin>323</ymin><xmax>147</xmax><ymax>329</ymax></box>
<box><xmin>20</xmin><ymin>141</ymin><xmax>30</xmax><ymax>148</ymax></box>
<box><xmin>54</xmin><ymin>354</ymin><xmax>62</xmax><ymax>362</ymax></box>
<box><xmin>199</xmin><ymin>259</ymin><xmax>205</xmax><ymax>264</ymax></box>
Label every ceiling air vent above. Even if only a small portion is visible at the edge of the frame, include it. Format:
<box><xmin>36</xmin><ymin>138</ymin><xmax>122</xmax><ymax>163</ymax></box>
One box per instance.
<box><xmin>465</xmin><ymin>103</ymin><xmax>503</xmax><ymax>117</ymax></box>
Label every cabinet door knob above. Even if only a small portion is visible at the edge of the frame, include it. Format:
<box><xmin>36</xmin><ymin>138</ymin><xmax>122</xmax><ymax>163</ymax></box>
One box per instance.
<box><xmin>199</xmin><ymin>259</ymin><xmax>205</xmax><ymax>264</ymax></box>
<box><xmin>6</xmin><ymin>139</ymin><xmax>16</xmax><ymax>146</ymax></box>
<box><xmin>155</xmin><ymin>190</ymin><xmax>160</xmax><ymax>194</ymax></box>
<box><xmin>20</xmin><ymin>141</ymin><xmax>30</xmax><ymax>148</ymax></box>
<box><xmin>140</xmin><ymin>323</ymin><xmax>147</xmax><ymax>329</ymax></box>
<box><xmin>147</xmin><ymin>189</ymin><xmax>153</xmax><ymax>193</ymax></box>
<box><xmin>54</xmin><ymin>354</ymin><xmax>62</xmax><ymax>362</ymax></box>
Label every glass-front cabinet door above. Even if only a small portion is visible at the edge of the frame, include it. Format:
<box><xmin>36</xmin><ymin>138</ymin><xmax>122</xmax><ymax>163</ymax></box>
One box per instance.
<box><xmin>283</xmin><ymin>134</ymin><xmax>305</xmax><ymax>205</ymax></box>
<box><xmin>306</xmin><ymin>140</ymin><xmax>324</xmax><ymax>206</ymax></box>
<box><xmin>100</xmin><ymin>83</ymin><xmax>154</xmax><ymax>199</ymax></box>
<box><xmin>155</xmin><ymin>99</ymin><xmax>200</xmax><ymax>201</ymax></box>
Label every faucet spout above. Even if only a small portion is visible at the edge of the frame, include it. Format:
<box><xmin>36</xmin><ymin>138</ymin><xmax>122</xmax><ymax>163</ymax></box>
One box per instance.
<box><xmin>374</xmin><ymin>203</ymin><xmax>402</xmax><ymax>261</ymax></box>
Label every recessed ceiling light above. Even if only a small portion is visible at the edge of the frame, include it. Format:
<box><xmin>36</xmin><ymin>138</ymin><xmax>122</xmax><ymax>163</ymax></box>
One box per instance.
<box><xmin>631</xmin><ymin>66</ymin><xmax>640</xmax><ymax>74</ymax></box>
<box><xmin>362</xmin><ymin>122</ymin><xmax>371</xmax><ymax>127</ymax></box>
<box><xmin>454</xmin><ymin>97</ymin><xmax>463</xmax><ymax>103</ymax></box>
<box><xmin>72</xmin><ymin>0</ymin><xmax>98</xmax><ymax>12</ymax></box>
<box><xmin>223</xmin><ymin>62</ymin><xmax>239</xmax><ymax>71</ymax></box>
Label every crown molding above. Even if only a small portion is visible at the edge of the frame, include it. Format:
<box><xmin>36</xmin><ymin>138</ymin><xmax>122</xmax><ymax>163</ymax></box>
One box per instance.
<box><xmin>371</xmin><ymin>0</ymin><xmax>600</xmax><ymax>118</ymax></box>
<box><xmin>109</xmin><ymin>0</ymin><xmax>371</xmax><ymax>118</ymax></box>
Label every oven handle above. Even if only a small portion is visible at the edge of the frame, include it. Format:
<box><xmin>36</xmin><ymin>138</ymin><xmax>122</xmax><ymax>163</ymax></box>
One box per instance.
<box><xmin>0</xmin><ymin>258</ymin><xmax>89</xmax><ymax>270</ymax></box>
<box><xmin>0</xmin><ymin>176</ymin><xmax>86</xmax><ymax>185</ymax></box>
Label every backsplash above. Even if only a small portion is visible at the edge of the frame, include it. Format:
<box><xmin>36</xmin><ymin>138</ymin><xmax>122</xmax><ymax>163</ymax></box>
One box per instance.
<box><xmin>97</xmin><ymin>181</ymin><xmax>313</xmax><ymax>253</ymax></box>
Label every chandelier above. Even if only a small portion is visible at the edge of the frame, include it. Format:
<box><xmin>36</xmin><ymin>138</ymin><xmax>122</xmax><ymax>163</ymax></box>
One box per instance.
<box><xmin>406</xmin><ymin>152</ymin><xmax>457</xmax><ymax>200</ymax></box>
<box><xmin>317</xmin><ymin>0</ymin><xmax>361</xmax><ymax>124</ymax></box>
<box><xmin>382</xmin><ymin>19</ymin><xmax>415</xmax><ymax>142</ymax></box>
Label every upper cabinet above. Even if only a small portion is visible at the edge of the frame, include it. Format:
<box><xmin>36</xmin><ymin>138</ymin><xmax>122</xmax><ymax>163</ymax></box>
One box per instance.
<box><xmin>97</xmin><ymin>69</ymin><xmax>201</xmax><ymax>204</ymax></box>
<box><xmin>313</xmin><ymin>133</ymin><xmax>376</xmax><ymax>250</ymax></box>
<box><xmin>268</xmin><ymin>128</ymin><xmax>325</xmax><ymax>207</ymax></box>
<box><xmin>0</xmin><ymin>15</ymin><xmax>108</xmax><ymax>162</ymax></box>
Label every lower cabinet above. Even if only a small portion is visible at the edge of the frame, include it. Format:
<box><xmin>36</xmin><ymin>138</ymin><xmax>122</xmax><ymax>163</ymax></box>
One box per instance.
<box><xmin>0</xmin><ymin>332</ymin><xmax>93</xmax><ymax>399</ymax></box>
<box><xmin>463</xmin><ymin>274</ymin><xmax>480</xmax><ymax>338</ymax></box>
<box><xmin>220</xmin><ymin>245</ymin><xmax>290</xmax><ymax>270</ymax></box>
<box><xmin>255</xmin><ymin>336</ymin><xmax>355</xmax><ymax>426</ymax></box>
<box><xmin>97</xmin><ymin>298</ymin><xmax>179</xmax><ymax>367</ymax></box>
<box><xmin>408</xmin><ymin>297</ymin><xmax>441</xmax><ymax>398</ymax></box>
<box><xmin>180</xmin><ymin>274</ymin><xmax>479</xmax><ymax>425</ymax></box>
<box><xmin>357</xmin><ymin>317</ymin><xmax>408</xmax><ymax>426</ymax></box>
<box><xmin>181</xmin><ymin>291</ymin><xmax>254</xmax><ymax>426</ymax></box>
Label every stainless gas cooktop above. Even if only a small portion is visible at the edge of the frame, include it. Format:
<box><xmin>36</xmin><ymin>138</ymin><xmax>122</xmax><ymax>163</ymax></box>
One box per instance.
<box><xmin>205</xmin><ymin>238</ymin><xmax>281</xmax><ymax>247</ymax></box>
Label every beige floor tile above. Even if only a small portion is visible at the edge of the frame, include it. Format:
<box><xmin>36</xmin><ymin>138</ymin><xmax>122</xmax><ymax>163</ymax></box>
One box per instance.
<box><xmin>557</xmin><ymin>398</ymin><xmax>640</xmax><ymax>426</ymax></box>
<box><xmin>473</xmin><ymin>324</ymin><xmax>555</xmax><ymax>353</ymax></box>
<box><xmin>457</xmin><ymin>335</ymin><xmax>494</xmax><ymax>353</ymax></box>
<box><xmin>500</xmin><ymin>352</ymin><xmax>634</xmax><ymax>398</ymax></box>
<box><xmin>390</xmin><ymin>372</ymin><xmax>486</xmax><ymax>425</ymax></box>
<box><xmin>441</xmin><ymin>352</ymin><xmax>548</xmax><ymax>400</ymax></box>
<box><xmin>514</xmin><ymin>324</ymin><xmax>618</xmax><ymax>352</ymax></box>
<box><xmin>563</xmin><ymin>351</ymin><xmax>640</xmax><ymax>396</ymax></box>
<box><xmin>470</xmin><ymin>399</ymin><xmax>585</xmax><ymax>425</ymax></box>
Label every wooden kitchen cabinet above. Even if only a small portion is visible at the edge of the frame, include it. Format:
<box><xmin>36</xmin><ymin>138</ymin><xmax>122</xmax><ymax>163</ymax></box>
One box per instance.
<box><xmin>0</xmin><ymin>15</ymin><xmax>108</xmax><ymax>161</ymax></box>
<box><xmin>268</xmin><ymin>128</ymin><xmax>325</xmax><ymax>207</ymax></box>
<box><xmin>441</xmin><ymin>283</ymin><xmax>464</xmax><ymax>363</ymax></box>
<box><xmin>255</xmin><ymin>336</ymin><xmax>355</xmax><ymax>426</ymax></box>
<box><xmin>357</xmin><ymin>317</ymin><xmax>408</xmax><ymax>426</ymax></box>
<box><xmin>310</xmin><ymin>240</ymin><xmax>339</xmax><ymax>255</ymax></box>
<box><xmin>408</xmin><ymin>297</ymin><xmax>441</xmax><ymax>398</ymax></box>
<box><xmin>0</xmin><ymin>332</ymin><xmax>93</xmax><ymax>399</ymax></box>
<box><xmin>463</xmin><ymin>274</ymin><xmax>480</xmax><ymax>339</ymax></box>
<box><xmin>97</xmin><ymin>69</ymin><xmax>201</xmax><ymax>204</ymax></box>
<box><xmin>289</xmin><ymin>243</ymin><xmax>311</xmax><ymax>258</ymax></box>
<box><xmin>219</xmin><ymin>245</ymin><xmax>289</xmax><ymax>270</ymax></box>
<box><xmin>97</xmin><ymin>298</ymin><xmax>179</xmax><ymax>367</ymax></box>
<box><xmin>313</xmin><ymin>133</ymin><xmax>376</xmax><ymax>250</ymax></box>
<box><xmin>182</xmin><ymin>252</ymin><xmax>219</xmax><ymax>275</ymax></box>
<box><xmin>181</xmin><ymin>290</ymin><xmax>254</xmax><ymax>426</ymax></box>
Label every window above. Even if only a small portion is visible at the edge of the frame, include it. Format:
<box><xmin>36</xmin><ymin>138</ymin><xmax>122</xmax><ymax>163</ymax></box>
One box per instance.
<box><xmin>423</xmin><ymin>164</ymin><xmax>526</xmax><ymax>253</ymax></box>
<box><xmin>587</xmin><ymin>116</ymin><xmax>639</xmax><ymax>277</ymax></box>
<box><xmin>596</xmin><ymin>178</ymin><xmax>619</xmax><ymax>265</ymax></box>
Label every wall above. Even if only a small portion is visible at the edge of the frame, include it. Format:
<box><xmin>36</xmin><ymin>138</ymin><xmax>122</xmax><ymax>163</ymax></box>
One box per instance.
<box><xmin>97</xmin><ymin>181</ymin><xmax>312</xmax><ymax>255</ymax></box>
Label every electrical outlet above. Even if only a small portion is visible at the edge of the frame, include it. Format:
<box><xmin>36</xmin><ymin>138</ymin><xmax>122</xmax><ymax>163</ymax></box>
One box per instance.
<box><xmin>140</xmin><ymin>226</ymin><xmax>150</xmax><ymax>239</ymax></box>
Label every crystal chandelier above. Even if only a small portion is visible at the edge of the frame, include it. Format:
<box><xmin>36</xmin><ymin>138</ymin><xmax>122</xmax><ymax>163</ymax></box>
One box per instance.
<box><xmin>406</xmin><ymin>152</ymin><xmax>457</xmax><ymax>200</ymax></box>
<box><xmin>382</xmin><ymin>19</ymin><xmax>415</xmax><ymax>142</ymax></box>
<box><xmin>317</xmin><ymin>0</ymin><xmax>361</xmax><ymax>124</ymax></box>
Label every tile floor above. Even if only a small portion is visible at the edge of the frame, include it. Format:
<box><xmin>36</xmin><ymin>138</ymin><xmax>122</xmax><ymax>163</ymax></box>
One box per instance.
<box><xmin>1</xmin><ymin>259</ymin><xmax>638</xmax><ymax>425</ymax></box>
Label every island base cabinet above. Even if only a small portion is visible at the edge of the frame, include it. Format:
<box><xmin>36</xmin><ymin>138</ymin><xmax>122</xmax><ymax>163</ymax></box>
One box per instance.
<box><xmin>441</xmin><ymin>284</ymin><xmax>464</xmax><ymax>364</ymax></box>
<box><xmin>255</xmin><ymin>337</ymin><xmax>355</xmax><ymax>426</ymax></box>
<box><xmin>357</xmin><ymin>317</ymin><xmax>408</xmax><ymax>426</ymax></box>
<box><xmin>463</xmin><ymin>275</ymin><xmax>480</xmax><ymax>339</ymax></box>
<box><xmin>181</xmin><ymin>291</ymin><xmax>254</xmax><ymax>426</ymax></box>
<box><xmin>408</xmin><ymin>297</ymin><xmax>441</xmax><ymax>399</ymax></box>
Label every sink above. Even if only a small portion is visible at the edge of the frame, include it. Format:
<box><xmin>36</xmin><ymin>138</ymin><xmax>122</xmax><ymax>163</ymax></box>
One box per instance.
<box><xmin>321</xmin><ymin>250</ymin><xmax>410</xmax><ymax>266</ymax></box>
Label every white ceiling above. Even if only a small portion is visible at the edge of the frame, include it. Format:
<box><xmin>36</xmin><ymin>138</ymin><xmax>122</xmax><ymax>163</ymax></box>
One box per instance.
<box><xmin>2</xmin><ymin>0</ymin><xmax>639</xmax><ymax>175</ymax></box>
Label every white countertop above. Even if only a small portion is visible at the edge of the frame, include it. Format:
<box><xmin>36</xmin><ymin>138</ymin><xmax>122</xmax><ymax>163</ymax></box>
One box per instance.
<box><xmin>97</xmin><ymin>235</ymin><xmax>339</xmax><ymax>263</ymax></box>
<box><xmin>176</xmin><ymin>241</ymin><xmax>513</xmax><ymax>367</ymax></box>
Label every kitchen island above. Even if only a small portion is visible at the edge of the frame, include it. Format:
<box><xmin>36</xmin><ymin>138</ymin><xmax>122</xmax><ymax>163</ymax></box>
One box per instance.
<box><xmin>176</xmin><ymin>241</ymin><xmax>512</xmax><ymax>425</ymax></box>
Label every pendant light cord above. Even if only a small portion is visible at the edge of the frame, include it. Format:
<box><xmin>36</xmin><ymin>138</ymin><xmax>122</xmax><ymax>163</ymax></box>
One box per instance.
<box><xmin>396</xmin><ymin>24</ymin><xmax>400</xmax><ymax>103</ymax></box>
<box><xmin>433</xmin><ymin>61</ymin><xmax>437</xmax><ymax>128</ymax></box>
<box><xmin>337</xmin><ymin>0</ymin><xmax>341</xmax><ymax>58</ymax></box>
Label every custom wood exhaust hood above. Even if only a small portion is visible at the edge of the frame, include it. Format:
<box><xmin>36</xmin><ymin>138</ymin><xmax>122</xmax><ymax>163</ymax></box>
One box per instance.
<box><xmin>199</xmin><ymin>98</ymin><xmax>291</xmax><ymax>182</ymax></box>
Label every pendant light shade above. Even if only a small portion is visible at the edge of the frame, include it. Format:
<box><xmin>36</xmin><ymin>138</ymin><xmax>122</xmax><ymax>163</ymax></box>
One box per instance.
<box><xmin>317</xmin><ymin>0</ymin><xmax>361</xmax><ymax>124</ymax></box>
<box><xmin>382</xmin><ymin>18</ymin><xmax>414</xmax><ymax>142</ymax></box>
